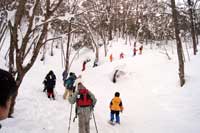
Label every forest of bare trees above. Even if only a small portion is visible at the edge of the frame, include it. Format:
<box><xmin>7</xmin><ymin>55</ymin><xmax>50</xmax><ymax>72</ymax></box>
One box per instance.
<box><xmin>0</xmin><ymin>0</ymin><xmax>200</xmax><ymax>115</ymax></box>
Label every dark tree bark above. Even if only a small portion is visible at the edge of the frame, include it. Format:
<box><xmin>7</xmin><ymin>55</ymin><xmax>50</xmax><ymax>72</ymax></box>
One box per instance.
<box><xmin>65</xmin><ymin>20</ymin><xmax>72</xmax><ymax>71</ymax></box>
<box><xmin>8</xmin><ymin>0</ymin><xmax>63</xmax><ymax>116</ymax></box>
<box><xmin>188</xmin><ymin>0</ymin><xmax>197</xmax><ymax>55</ymax></box>
<box><xmin>171</xmin><ymin>0</ymin><xmax>185</xmax><ymax>87</ymax></box>
<box><xmin>107</xmin><ymin>0</ymin><xmax>112</xmax><ymax>41</ymax></box>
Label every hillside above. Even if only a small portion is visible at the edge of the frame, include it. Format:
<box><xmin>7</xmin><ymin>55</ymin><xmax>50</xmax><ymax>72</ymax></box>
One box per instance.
<box><xmin>1</xmin><ymin>39</ymin><xmax>200</xmax><ymax>133</ymax></box>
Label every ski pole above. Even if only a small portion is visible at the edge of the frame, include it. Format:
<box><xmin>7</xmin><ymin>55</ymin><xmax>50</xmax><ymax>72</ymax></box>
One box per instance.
<box><xmin>92</xmin><ymin>111</ymin><xmax>98</xmax><ymax>133</ymax></box>
<box><xmin>68</xmin><ymin>104</ymin><xmax>73</xmax><ymax>133</ymax></box>
<box><xmin>73</xmin><ymin>106</ymin><xmax>78</xmax><ymax>122</ymax></box>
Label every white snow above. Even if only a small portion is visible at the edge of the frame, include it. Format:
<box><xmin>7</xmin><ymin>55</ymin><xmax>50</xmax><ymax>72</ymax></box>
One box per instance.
<box><xmin>1</xmin><ymin>39</ymin><xmax>200</xmax><ymax>133</ymax></box>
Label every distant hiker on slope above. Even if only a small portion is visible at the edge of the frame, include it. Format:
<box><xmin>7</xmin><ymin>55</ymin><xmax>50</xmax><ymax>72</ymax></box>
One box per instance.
<box><xmin>43</xmin><ymin>70</ymin><xmax>56</xmax><ymax>100</ymax></box>
<box><xmin>133</xmin><ymin>47</ymin><xmax>137</xmax><ymax>56</ymax></box>
<box><xmin>82</xmin><ymin>61</ymin><xmax>87</xmax><ymax>71</ymax></box>
<box><xmin>109</xmin><ymin>92</ymin><xmax>123</xmax><ymax>125</ymax></box>
<box><xmin>82</xmin><ymin>59</ymin><xmax>91</xmax><ymax>71</ymax></box>
<box><xmin>120</xmin><ymin>52</ymin><xmax>124</xmax><ymax>59</ymax></box>
<box><xmin>93</xmin><ymin>58</ymin><xmax>98</xmax><ymax>67</ymax></box>
<box><xmin>63</xmin><ymin>72</ymin><xmax>77</xmax><ymax>99</ymax></box>
<box><xmin>139</xmin><ymin>45</ymin><xmax>143</xmax><ymax>55</ymax></box>
<box><xmin>109</xmin><ymin>54</ymin><xmax>113</xmax><ymax>62</ymax></box>
<box><xmin>68</xmin><ymin>79</ymin><xmax>97</xmax><ymax>133</ymax></box>
<box><xmin>112</xmin><ymin>70</ymin><xmax>119</xmax><ymax>83</ymax></box>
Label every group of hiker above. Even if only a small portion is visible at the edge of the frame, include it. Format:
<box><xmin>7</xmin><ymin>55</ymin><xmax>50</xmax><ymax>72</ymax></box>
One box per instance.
<box><xmin>0</xmin><ymin>47</ymin><xmax>126</xmax><ymax>132</ymax></box>
<box><xmin>109</xmin><ymin>45</ymin><xmax>143</xmax><ymax>62</ymax></box>
<box><xmin>41</xmin><ymin>69</ymin><xmax>124</xmax><ymax>133</ymax></box>
<box><xmin>81</xmin><ymin>45</ymin><xmax>144</xmax><ymax>72</ymax></box>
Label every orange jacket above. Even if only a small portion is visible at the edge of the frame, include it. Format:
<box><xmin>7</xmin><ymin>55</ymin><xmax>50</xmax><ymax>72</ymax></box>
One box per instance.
<box><xmin>110</xmin><ymin>97</ymin><xmax>123</xmax><ymax>111</ymax></box>
<box><xmin>109</xmin><ymin>54</ymin><xmax>113</xmax><ymax>62</ymax></box>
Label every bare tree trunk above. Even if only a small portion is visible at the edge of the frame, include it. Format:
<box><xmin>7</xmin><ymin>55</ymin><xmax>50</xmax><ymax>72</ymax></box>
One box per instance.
<box><xmin>8</xmin><ymin>0</ymin><xmax>63</xmax><ymax>116</ymax></box>
<box><xmin>65</xmin><ymin>20</ymin><xmax>72</xmax><ymax>71</ymax></box>
<box><xmin>107</xmin><ymin>0</ymin><xmax>112</xmax><ymax>41</ymax></box>
<box><xmin>188</xmin><ymin>0</ymin><xmax>197</xmax><ymax>55</ymax></box>
<box><xmin>171</xmin><ymin>0</ymin><xmax>185</xmax><ymax>87</ymax></box>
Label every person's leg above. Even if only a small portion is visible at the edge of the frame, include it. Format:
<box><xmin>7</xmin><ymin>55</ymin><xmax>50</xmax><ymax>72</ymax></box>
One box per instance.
<box><xmin>110</xmin><ymin>111</ymin><xmax>115</xmax><ymax>122</ymax></box>
<box><xmin>115</xmin><ymin>111</ymin><xmax>120</xmax><ymax>124</ymax></box>
<box><xmin>52</xmin><ymin>91</ymin><xmax>55</xmax><ymax>100</ymax></box>
<box><xmin>47</xmin><ymin>92</ymin><xmax>51</xmax><ymax>98</ymax></box>
<box><xmin>85</xmin><ymin>109</ymin><xmax>91</xmax><ymax>133</ymax></box>
<box><xmin>63</xmin><ymin>89</ymin><xmax>68</xmax><ymax>99</ymax></box>
<box><xmin>78</xmin><ymin>109</ymin><xmax>86</xmax><ymax>133</ymax></box>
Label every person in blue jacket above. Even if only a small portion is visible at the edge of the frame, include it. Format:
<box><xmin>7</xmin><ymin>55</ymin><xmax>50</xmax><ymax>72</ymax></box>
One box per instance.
<box><xmin>63</xmin><ymin>72</ymin><xmax>76</xmax><ymax>99</ymax></box>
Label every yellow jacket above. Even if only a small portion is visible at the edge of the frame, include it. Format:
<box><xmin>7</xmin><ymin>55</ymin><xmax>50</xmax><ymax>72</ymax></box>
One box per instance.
<box><xmin>110</xmin><ymin>97</ymin><xmax>123</xmax><ymax>111</ymax></box>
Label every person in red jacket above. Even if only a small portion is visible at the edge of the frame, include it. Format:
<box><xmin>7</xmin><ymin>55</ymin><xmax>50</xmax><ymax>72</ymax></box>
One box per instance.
<box><xmin>109</xmin><ymin>92</ymin><xmax>124</xmax><ymax>124</ymax></box>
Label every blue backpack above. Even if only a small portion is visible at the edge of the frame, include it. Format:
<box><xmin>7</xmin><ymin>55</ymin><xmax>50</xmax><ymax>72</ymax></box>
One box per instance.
<box><xmin>65</xmin><ymin>75</ymin><xmax>76</xmax><ymax>89</ymax></box>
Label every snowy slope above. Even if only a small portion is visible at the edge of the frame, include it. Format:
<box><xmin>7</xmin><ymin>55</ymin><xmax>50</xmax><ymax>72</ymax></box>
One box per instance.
<box><xmin>1</xmin><ymin>39</ymin><xmax>200</xmax><ymax>133</ymax></box>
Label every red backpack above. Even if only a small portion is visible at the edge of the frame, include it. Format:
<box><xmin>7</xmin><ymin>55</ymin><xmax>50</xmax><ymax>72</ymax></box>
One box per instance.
<box><xmin>77</xmin><ymin>88</ymin><xmax>93</xmax><ymax>107</ymax></box>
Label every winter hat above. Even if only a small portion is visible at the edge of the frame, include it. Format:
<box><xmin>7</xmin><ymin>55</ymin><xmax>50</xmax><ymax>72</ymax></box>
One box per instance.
<box><xmin>115</xmin><ymin>92</ymin><xmax>120</xmax><ymax>97</ymax></box>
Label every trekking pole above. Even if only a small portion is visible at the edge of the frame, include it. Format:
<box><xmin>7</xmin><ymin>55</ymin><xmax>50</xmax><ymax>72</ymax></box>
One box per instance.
<box><xmin>68</xmin><ymin>104</ymin><xmax>73</xmax><ymax>133</ymax></box>
<box><xmin>73</xmin><ymin>107</ymin><xmax>78</xmax><ymax>122</ymax></box>
<box><xmin>92</xmin><ymin>111</ymin><xmax>98</xmax><ymax>133</ymax></box>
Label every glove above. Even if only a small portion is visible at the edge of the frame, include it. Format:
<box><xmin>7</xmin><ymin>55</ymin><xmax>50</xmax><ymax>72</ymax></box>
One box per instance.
<box><xmin>90</xmin><ymin>105</ymin><xmax>94</xmax><ymax>111</ymax></box>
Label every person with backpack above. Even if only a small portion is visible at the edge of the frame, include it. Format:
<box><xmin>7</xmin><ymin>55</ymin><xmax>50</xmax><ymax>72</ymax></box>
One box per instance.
<box><xmin>43</xmin><ymin>70</ymin><xmax>56</xmax><ymax>100</ymax></box>
<box><xmin>63</xmin><ymin>72</ymin><xmax>77</xmax><ymax>99</ymax></box>
<box><xmin>68</xmin><ymin>79</ymin><xmax>97</xmax><ymax>133</ymax></box>
<box><xmin>109</xmin><ymin>92</ymin><xmax>123</xmax><ymax>125</ymax></box>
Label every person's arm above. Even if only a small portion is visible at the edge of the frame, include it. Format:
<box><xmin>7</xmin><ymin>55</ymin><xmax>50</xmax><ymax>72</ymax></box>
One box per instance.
<box><xmin>88</xmin><ymin>91</ymin><xmax>97</xmax><ymax>107</ymax></box>
<box><xmin>119</xmin><ymin>99</ymin><xmax>124</xmax><ymax>111</ymax></box>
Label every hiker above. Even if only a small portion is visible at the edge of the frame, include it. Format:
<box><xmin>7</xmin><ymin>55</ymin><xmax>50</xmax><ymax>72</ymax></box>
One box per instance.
<box><xmin>93</xmin><ymin>58</ymin><xmax>98</xmax><ymax>67</ymax></box>
<box><xmin>112</xmin><ymin>70</ymin><xmax>119</xmax><ymax>83</ymax></box>
<box><xmin>109</xmin><ymin>92</ymin><xmax>123</xmax><ymax>125</ymax></box>
<box><xmin>68</xmin><ymin>79</ymin><xmax>97</xmax><ymax>133</ymax></box>
<box><xmin>120</xmin><ymin>52</ymin><xmax>124</xmax><ymax>59</ymax></box>
<box><xmin>63</xmin><ymin>72</ymin><xmax>77</xmax><ymax>99</ymax></box>
<box><xmin>43</xmin><ymin>70</ymin><xmax>56</xmax><ymax>100</ymax></box>
<box><xmin>82</xmin><ymin>59</ymin><xmax>91</xmax><ymax>71</ymax></box>
<box><xmin>0</xmin><ymin>69</ymin><xmax>17</xmax><ymax>121</ymax></box>
<box><xmin>133</xmin><ymin>47</ymin><xmax>137</xmax><ymax>56</ymax></box>
<box><xmin>82</xmin><ymin>61</ymin><xmax>87</xmax><ymax>71</ymax></box>
<box><xmin>139</xmin><ymin>45</ymin><xmax>143</xmax><ymax>55</ymax></box>
<box><xmin>109</xmin><ymin>54</ymin><xmax>113</xmax><ymax>62</ymax></box>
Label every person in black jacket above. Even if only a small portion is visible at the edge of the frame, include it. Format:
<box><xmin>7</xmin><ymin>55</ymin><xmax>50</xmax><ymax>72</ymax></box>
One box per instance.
<box><xmin>43</xmin><ymin>70</ymin><xmax>56</xmax><ymax>100</ymax></box>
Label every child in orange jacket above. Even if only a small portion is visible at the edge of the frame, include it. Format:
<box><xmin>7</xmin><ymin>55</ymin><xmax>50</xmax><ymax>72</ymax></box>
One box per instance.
<box><xmin>109</xmin><ymin>92</ymin><xmax>124</xmax><ymax>124</ymax></box>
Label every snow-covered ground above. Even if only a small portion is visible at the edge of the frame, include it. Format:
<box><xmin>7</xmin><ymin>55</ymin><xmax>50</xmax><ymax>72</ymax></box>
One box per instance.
<box><xmin>1</xmin><ymin>39</ymin><xmax>200</xmax><ymax>133</ymax></box>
